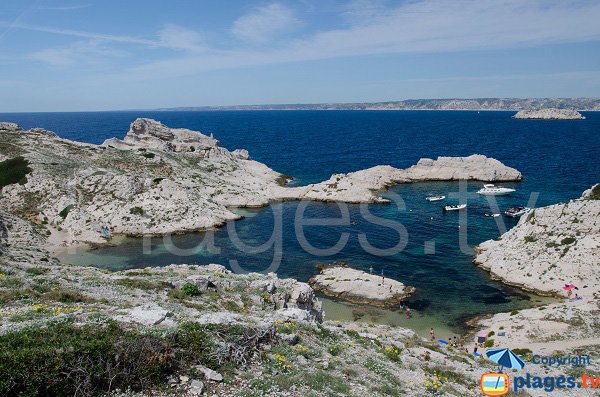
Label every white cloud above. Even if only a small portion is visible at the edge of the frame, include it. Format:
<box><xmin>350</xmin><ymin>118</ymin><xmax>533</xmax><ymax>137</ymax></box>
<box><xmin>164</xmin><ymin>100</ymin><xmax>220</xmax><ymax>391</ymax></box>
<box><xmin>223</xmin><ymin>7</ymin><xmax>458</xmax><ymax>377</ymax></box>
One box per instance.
<box><xmin>157</xmin><ymin>24</ymin><xmax>205</xmax><ymax>52</ymax></box>
<box><xmin>122</xmin><ymin>0</ymin><xmax>600</xmax><ymax>80</ymax></box>
<box><xmin>231</xmin><ymin>3</ymin><xmax>299</xmax><ymax>43</ymax></box>
<box><xmin>28</xmin><ymin>40</ymin><xmax>127</xmax><ymax>67</ymax></box>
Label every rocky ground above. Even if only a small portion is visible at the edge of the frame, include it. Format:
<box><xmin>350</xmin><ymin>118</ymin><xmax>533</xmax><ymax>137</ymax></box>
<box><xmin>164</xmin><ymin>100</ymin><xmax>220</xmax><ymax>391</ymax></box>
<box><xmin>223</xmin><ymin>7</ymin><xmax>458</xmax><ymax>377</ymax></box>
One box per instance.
<box><xmin>512</xmin><ymin>108</ymin><xmax>586</xmax><ymax>120</ymax></box>
<box><xmin>1</xmin><ymin>119</ymin><xmax>521</xmax><ymax>250</ymax></box>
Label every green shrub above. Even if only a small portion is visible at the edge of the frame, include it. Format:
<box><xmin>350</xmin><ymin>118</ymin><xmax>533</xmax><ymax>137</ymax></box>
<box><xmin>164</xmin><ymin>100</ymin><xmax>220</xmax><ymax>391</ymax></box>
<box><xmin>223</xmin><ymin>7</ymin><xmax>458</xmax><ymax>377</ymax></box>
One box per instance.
<box><xmin>25</xmin><ymin>267</ymin><xmax>49</xmax><ymax>276</ymax></box>
<box><xmin>129</xmin><ymin>206</ymin><xmax>144</xmax><ymax>216</ymax></box>
<box><xmin>524</xmin><ymin>235</ymin><xmax>537</xmax><ymax>243</ymax></box>
<box><xmin>512</xmin><ymin>348</ymin><xmax>532</xmax><ymax>356</ymax></box>
<box><xmin>0</xmin><ymin>321</ymin><xmax>267</xmax><ymax>396</ymax></box>
<box><xmin>42</xmin><ymin>288</ymin><xmax>95</xmax><ymax>303</ymax></box>
<box><xmin>487</xmin><ymin>331</ymin><xmax>495</xmax><ymax>337</ymax></box>
<box><xmin>59</xmin><ymin>204</ymin><xmax>75</xmax><ymax>218</ymax></box>
<box><xmin>510</xmin><ymin>309</ymin><xmax>519</xmax><ymax>316</ymax></box>
<box><xmin>142</xmin><ymin>152</ymin><xmax>155</xmax><ymax>159</ymax></box>
<box><xmin>181</xmin><ymin>283</ymin><xmax>201</xmax><ymax>297</ymax></box>
<box><xmin>116</xmin><ymin>278</ymin><xmax>172</xmax><ymax>291</ymax></box>
<box><xmin>586</xmin><ymin>184</ymin><xmax>600</xmax><ymax>200</ymax></box>
<box><xmin>0</xmin><ymin>321</ymin><xmax>175</xmax><ymax>396</ymax></box>
<box><xmin>561</xmin><ymin>236</ymin><xmax>576</xmax><ymax>245</ymax></box>
<box><xmin>484</xmin><ymin>339</ymin><xmax>495</xmax><ymax>348</ymax></box>
<box><xmin>0</xmin><ymin>156</ymin><xmax>31</xmax><ymax>189</ymax></box>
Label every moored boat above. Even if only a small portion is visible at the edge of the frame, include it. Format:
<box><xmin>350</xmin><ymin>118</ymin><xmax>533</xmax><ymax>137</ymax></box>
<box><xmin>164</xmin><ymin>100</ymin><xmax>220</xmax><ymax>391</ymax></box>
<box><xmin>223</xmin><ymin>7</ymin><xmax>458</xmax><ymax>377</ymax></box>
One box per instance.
<box><xmin>504</xmin><ymin>206</ymin><xmax>532</xmax><ymax>218</ymax></box>
<box><xmin>443</xmin><ymin>204</ymin><xmax>467</xmax><ymax>211</ymax></box>
<box><xmin>477</xmin><ymin>184</ymin><xmax>515</xmax><ymax>196</ymax></box>
<box><xmin>426</xmin><ymin>195</ymin><xmax>446</xmax><ymax>202</ymax></box>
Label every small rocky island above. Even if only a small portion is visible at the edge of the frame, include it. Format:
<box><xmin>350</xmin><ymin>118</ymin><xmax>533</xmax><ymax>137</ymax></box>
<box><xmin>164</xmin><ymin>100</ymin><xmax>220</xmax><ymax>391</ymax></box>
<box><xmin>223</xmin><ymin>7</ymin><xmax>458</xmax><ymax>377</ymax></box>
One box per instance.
<box><xmin>309</xmin><ymin>265</ymin><xmax>415</xmax><ymax>307</ymax></box>
<box><xmin>512</xmin><ymin>108</ymin><xmax>585</xmax><ymax>120</ymax></box>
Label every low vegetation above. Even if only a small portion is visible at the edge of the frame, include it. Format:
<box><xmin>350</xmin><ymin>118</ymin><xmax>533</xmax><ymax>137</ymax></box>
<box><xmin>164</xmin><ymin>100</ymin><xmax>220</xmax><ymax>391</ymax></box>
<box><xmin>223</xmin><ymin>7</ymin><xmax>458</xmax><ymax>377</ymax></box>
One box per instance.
<box><xmin>0</xmin><ymin>320</ymin><xmax>273</xmax><ymax>396</ymax></box>
<box><xmin>0</xmin><ymin>156</ymin><xmax>31</xmax><ymax>189</ymax></box>
<box><xmin>587</xmin><ymin>184</ymin><xmax>600</xmax><ymax>200</ymax></box>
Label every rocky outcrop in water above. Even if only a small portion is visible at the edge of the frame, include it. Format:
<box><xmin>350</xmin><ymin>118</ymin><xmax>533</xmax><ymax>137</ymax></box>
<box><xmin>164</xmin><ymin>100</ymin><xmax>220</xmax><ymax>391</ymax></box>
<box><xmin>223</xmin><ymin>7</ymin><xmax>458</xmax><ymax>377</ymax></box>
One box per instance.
<box><xmin>512</xmin><ymin>108</ymin><xmax>586</xmax><ymax>120</ymax></box>
<box><xmin>474</xmin><ymin>185</ymin><xmax>600</xmax><ymax>297</ymax></box>
<box><xmin>276</xmin><ymin>154</ymin><xmax>522</xmax><ymax>203</ymax></box>
<box><xmin>309</xmin><ymin>265</ymin><xmax>415</xmax><ymax>307</ymax></box>
<box><xmin>0</xmin><ymin>118</ymin><xmax>522</xmax><ymax>247</ymax></box>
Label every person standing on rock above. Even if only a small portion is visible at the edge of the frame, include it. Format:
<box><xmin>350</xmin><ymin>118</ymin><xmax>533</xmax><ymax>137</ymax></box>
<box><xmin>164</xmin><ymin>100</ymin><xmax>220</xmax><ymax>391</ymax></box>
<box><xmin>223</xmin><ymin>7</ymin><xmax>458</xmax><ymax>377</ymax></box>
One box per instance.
<box><xmin>381</xmin><ymin>269</ymin><xmax>385</xmax><ymax>285</ymax></box>
<box><xmin>405</xmin><ymin>307</ymin><xmax>412</xmax><ymax>318</ymax></box>
<box><xmin>430</xmin><ymin>327</ymin><xmax>435</xmax><ymax>341</ymax></box>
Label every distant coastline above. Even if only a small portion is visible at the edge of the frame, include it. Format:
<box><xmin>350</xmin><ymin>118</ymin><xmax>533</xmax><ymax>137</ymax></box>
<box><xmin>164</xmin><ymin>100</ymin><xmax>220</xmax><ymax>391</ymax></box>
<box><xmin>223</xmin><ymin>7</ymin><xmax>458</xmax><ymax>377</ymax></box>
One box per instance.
<box><xmin>154</xmin><ymin>97</ymin><xmax>600</xmax><ymax>112</ymax></box>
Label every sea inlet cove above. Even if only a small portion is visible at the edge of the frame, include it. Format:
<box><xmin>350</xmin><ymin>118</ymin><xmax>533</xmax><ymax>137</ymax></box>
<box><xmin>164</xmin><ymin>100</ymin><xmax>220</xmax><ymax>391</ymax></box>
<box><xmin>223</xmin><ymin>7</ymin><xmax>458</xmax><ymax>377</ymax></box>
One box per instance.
<box><xmin>1</xmin><ymin>1</ymin><xmax>600</xmax><ymax>396</ymax></box>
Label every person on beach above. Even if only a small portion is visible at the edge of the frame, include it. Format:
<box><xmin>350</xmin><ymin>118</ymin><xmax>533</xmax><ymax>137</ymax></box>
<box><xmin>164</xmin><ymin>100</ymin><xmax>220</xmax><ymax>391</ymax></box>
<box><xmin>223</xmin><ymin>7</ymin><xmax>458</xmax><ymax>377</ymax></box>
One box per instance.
<box><xmin>369</xmin><ymin>266</ymin><xmax>373</xmax><ymax>274</ymax></box>
<box><xmin>430</xmin><ymin>328</ymin><xmax>435</xmax><ymax>341</ymax></box>
<box><xmin>474</xmin><ymin>345</ymin><xmax>478</xmax><ymax>354</ymax></box>
<box><xmin>405</xmin><ymin>307</ymin><xmax>412</xmax><ymax>318</ymax></box>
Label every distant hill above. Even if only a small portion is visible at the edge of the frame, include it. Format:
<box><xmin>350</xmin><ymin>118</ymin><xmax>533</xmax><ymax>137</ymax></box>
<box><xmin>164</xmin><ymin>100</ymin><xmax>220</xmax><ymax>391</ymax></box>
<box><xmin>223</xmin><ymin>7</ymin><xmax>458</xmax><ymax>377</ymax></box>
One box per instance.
<box><xmin>155</xmin><ymin>98</ymin><xmax>600</xmax><ymax>111</ymax></box>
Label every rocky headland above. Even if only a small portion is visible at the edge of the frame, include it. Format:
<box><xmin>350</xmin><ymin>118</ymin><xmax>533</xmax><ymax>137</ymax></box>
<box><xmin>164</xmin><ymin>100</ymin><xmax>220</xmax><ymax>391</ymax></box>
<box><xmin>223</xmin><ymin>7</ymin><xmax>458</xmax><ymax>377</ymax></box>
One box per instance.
<box><xmin>471</xmin><ymin>185</ymin><xmax>599</xmax><ymax>359</ymax></box>
<box><xmin>512</xmin><ymin>108</ymin><xmax>586</xmax><ymax>120</ymax></box>
<box><xmin>309</xmin><ymin>265</ymin><xmax>415</xmax><ymax>307</ymax></box>
<box><xmin>474</xmin><ymin>184</ymin><xmax>600</xmax><ymax>297</ymax></box>
<box><xmin>0</xmin><ymin>118</ymin><xmax>521</xmax><ymax>249</ymax></box>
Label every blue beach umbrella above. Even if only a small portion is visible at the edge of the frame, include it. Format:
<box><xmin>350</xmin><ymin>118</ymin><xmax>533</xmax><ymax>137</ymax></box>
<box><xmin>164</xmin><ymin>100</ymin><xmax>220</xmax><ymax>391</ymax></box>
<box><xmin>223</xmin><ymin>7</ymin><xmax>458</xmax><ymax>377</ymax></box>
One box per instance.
<box><xmin>486</xmin><ymin>348</ymin><xmax>526</xmax><ymax>372</ymax></box>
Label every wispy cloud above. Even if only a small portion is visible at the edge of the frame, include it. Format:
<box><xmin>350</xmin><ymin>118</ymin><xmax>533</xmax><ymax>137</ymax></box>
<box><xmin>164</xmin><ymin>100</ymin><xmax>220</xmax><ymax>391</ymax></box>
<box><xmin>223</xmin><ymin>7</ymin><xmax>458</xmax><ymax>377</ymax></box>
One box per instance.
<box><xmin>157</xmin><ymin>24</ymin><xmax>205</xmax><ymax>52</ymax></box>
<box><xmin>7</xmin><ymin>0</ymin><xmax>600</xmax><ymax>79</ymax></box>
<box><xmin>0</xmin><ymin>21</ymin><xmax>158</xmax><ymax>46</ymax></box>
<box><xmin>28</xmin><ymin>40</ymin><xmax>128</xmax><ymax>66</ymax></box>
<box><xmin>122</xmin><ymin>0</ymin><xmax>600</xmax><ymax>80</ymax></box>
<box><xmin>38</xmin><ymin>4</ymin><xmax>91</xmax><ymax>11</ymax></box>
<box><xmin>231</xmin><ymin>3</ymin><xmax>299</xmax><ymax>43</ymax></box>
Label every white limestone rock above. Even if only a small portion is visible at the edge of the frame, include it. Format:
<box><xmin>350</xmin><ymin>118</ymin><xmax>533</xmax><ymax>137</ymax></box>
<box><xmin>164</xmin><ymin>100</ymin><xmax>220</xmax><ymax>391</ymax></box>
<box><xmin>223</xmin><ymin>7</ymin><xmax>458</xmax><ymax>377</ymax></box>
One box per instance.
<box><xmin>512</xmin><ymin>108</ymin><xmax>585</xmax><ymax>120</ymax></box>
<box><xmin>309</xmin><ymin>265</ymin><xmax>415</xmax><ymax>307</ymax></box>
<box><xmin>273</xmin><ymin>154</ymin><xmax>522</xmax><ymax>203</ymax></box>
<box><xmin>474</xmin><ymin>185</ymin><xmax>600</xmax><ymax>297</ymax></box>
<box><xmin>102</xmin><ymin>118</ymin><xmax>220</xmax><ymax>153</ymax></box>
<box><xmin>0</xmin><ymin>122</ymin><xmax>21</xmax><ymax>131</ymax></box>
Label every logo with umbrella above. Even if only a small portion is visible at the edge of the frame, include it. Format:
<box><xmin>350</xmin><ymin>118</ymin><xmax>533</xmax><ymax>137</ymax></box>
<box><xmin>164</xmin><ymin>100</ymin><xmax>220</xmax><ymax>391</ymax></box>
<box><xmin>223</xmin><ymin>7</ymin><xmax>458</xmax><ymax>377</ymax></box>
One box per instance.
<box><xmin>480</xmin><ymin>348</ymin><xmax>526</xmax><ymax>396</ymax></box>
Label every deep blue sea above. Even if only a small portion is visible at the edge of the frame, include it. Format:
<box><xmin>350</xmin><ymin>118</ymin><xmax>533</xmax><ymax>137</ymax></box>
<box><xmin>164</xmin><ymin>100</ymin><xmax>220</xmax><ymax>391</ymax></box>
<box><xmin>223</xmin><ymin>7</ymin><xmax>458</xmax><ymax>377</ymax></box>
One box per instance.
<box><xmin>3</xmin><ymin>110</ymin><xmax>599</xmax><ymax>334</ymax></box>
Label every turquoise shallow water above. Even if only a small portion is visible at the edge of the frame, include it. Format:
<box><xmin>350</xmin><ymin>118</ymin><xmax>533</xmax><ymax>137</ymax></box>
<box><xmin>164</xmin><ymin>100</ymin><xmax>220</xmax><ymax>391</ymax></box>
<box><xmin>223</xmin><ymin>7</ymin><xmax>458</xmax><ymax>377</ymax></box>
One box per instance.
<box><xmin>3</xmin><ymin>110</ymin><xmax>598</xmax><ymax>333</ymax></box>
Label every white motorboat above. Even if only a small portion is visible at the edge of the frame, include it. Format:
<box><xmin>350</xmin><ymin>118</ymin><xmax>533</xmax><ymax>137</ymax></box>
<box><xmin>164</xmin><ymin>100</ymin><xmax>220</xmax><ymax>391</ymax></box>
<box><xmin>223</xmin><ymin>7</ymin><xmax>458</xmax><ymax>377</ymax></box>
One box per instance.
<box><xmin>443</xmin><ymin>204</ymin><xmax>467</xmax><ymax>211</ymax></box>
<box><xmin>476</xmin><ymin>184</ymin><xmax>515</xmax><ymax>196</ymax></box>
<box><xmin>426</xmin><ymin>195</ymin><xmax>446</xmax><ymax>202</ymax></box>
<box><xmin>504</xmin><ymin>206</ymin><xmax>532</xmax><ymax>218</ymax></box>
<box><xmin>484</xmin><ymin>213</ymin><xmax>501</xmax><ymax>218</ymax></box>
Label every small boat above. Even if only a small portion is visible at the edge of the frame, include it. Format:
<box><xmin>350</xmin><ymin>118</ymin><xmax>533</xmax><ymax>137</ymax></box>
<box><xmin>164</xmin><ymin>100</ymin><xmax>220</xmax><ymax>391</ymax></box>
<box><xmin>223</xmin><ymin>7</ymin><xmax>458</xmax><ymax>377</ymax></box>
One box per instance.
<box><xmin>504</xmin><ymin>206</ymin><xmax>531</xmax><ymax>218</ymax></box>
<box><xmin>484</xmin><ymin>213</ymin><xmax>501</xmax><ymax>218</ymax></box>
<box><xmin>443</xmin><ymin>204</ymin><xmax>467</xmax><ymax>211</ymax></box>
<box><xmin>477</xmin><ymin>184</ymin><xmax>515</xmax><ymax>196</ymax></box>
<box><xmin>426</xmin><ymin>195</ymin><xmax>446</xmax><ymax>202</ymax></box>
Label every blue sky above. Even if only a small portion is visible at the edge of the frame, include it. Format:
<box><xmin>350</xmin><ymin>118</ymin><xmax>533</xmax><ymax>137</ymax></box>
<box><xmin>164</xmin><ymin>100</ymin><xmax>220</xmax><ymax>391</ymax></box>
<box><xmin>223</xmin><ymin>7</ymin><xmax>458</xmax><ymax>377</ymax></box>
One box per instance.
<box><xmin>1</xmin><ymin>0</ymin><xmax>600</xmax><ymax>111</ymax></box>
